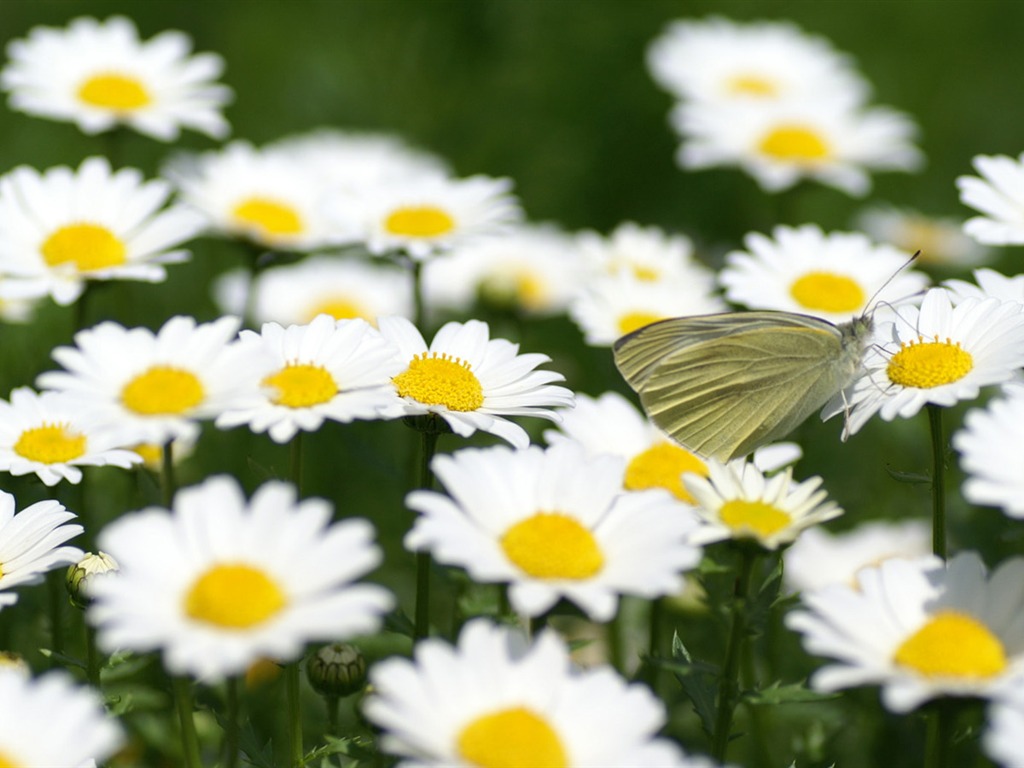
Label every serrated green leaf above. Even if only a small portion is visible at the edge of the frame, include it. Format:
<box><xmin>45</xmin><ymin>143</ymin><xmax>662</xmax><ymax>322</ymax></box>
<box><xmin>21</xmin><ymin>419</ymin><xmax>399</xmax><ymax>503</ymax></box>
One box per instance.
<box><xmin>743</xmin><ymin>679</ymin><xmax>840</xmax><ymax>705</ymax></box>
<box><xmin>885</xmin><ymin>466</ymin><xmax>931</xmax><ymax>485</ymax></box>
<box><xmin>669</xmin><ymin>632</ymin><xmax>718</xmax><ymax>736</ymax></box>
<box><xmin>238</xmin><ymin>716</ymin><xmax>276</xmax><ymax>768</ymax></box>
<box><xmin>383</xmin><ymin>608</ymin><xmax>416</xmax><ymax>638</ymax></box>
<box><xmin>746</xmin><ymin>556</ymin><xmax>784</xmax><ymax>637</ymax></box>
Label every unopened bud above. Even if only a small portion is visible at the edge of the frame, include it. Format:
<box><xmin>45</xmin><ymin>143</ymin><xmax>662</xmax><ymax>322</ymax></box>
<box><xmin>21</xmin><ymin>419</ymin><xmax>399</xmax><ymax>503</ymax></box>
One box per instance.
<box><xmin>306</xmin><ymin>643</ymin><xmax>366</xmax><ymax>698</ymax></box>
<box><xmin>66</xmin><ymin>551</ymin><xmax>119</xmax><ymax>610</ymax></box>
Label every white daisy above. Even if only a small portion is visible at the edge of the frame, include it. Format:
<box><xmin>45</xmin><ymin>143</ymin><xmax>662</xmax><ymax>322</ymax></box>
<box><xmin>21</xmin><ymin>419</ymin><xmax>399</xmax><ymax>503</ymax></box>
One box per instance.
<box><xmin>570</xmin><ymin>271</ymin><xmax>727</xmax><ymax>347</ymax></box>
<box><xmin>783</xmin><ymin>519</ymin><xmax>932</xmax><ymax>593</ymax></box>
<box><xmin>165</xmin><ymin>141</ymin><xmax>349</xmax><ymax>252</ymax></box>
<box><xmin>378</xmin><ymin>316</ymin><xmax>573</xmax><ymax>449</ymax></box>
<box><xmin>986</xmin><ymin>689</ymin><xmax>1024</xmax><ymax>768</ymax></box>
<box><xmin>857</xmin><ymin>206</ymin><xmax>989</xmax><ymax>267</ymax></box>
<box><xmin>826</xmin><ymin>288</ymin><xmax>1024</xmax><ymax>437</ymax></box>
<box><xmin>265</xmin><ymin>128</ymin><xmax>449</xmax><ymax>192</ymax></box>
<box><xmin>683</xmin><ymin>459</ymin><xmax>842</xmax><ymax>550</ymax></box>
<box><xmin>0</xmin><ymin>492</ymin><xmax>83</xmax><ymax>610</ymax></box>
<box><xmin>36</xmin><ymin>315</ymin><xmax>262</xmax><ymax>446</ymax></box>
<box><xmin>944</xmin><ymin>268</ymin><xmax>1024</xmax><ymax>306</ymax></box>
<box><xmin>0</xmin><ymin>387</ymin><xmax>141</xmax><ymax>486</ymax></box>
<box><xmin>1</xmin><ymin>16</ymin><xmax>230</xmax><ymax>141</ymax></box>
<box><xmin>544</xmin><ymin>392</ymin><xmax>801</xmax><ymax>508</ymax></box>
<box><xmin>405</xmin><ymin>442</ymin><xmax>703</xmax><ymax>621</ymax></box>
<box><xmin>720</xmin><ymin>224</ymin><xmax>927</xmax><ymax>324</ymax></box>
<box><xmin>674</xmin><ymin>98</ymin><xmax>922</xmax><ymax>196</ymax></box>
<box><xmin>954</xmin><ymin>387</ymin><xmax>1024</xmax><ymax>518</ymax></box>
<box><xmin>213</xmin><ymin>254</ymin><xmax>414</xmax><ymax>326</ymax></box>
<box><xmin>364</xmin><ymin>619</ymin><xmax>702</xmax><ymax>768</ymax></box>
<box><xmin>577</xmin><ymin>222</ymin><xmax>713</xmax><ymax>286</ymax></box>
<box><xmin>957</xmin><ymin>153</ymin><xmax>1024</xmax><ymax>246</ymax></box>
<box><xmin>89</xmin><ymin>475</ymin><xmax>393</xmax><ymax>681</ymax></box>
<box><xmin>647</xmin><ymin>17</ymin><xmax>868</xmax><ymax>106</ymax></box>
<box><xmin>423</xmin><ymin>223</ymin><xmax>585</xmax><ymax>316</ymax></box>
<box><xmin>126</xmin><ymin>433</ymin><xmax>196</xmax><ymax>473</ymax></box>
<box><xmin>215</xmin><ymin>315</ymin><xmax>404</xmax><ymax>443</ymax></box>
<box><xmin>786</xmin><ymin>552</ymin><xmax>1024</xmax><ymax>713</ymax></box>
<box><xmin>0</xmin><ymin>669</ymin><xmax>123</xmax><ymax>767</ymax></box>
<box><xmin>339</xmin><ymin>174</ymin><xmax>521</xmax><ymax>260</ymax></box>
<box><xmin>0</xmin><ymin>156</ymin><xmax>205</xmax><ymax>306</ymax></box>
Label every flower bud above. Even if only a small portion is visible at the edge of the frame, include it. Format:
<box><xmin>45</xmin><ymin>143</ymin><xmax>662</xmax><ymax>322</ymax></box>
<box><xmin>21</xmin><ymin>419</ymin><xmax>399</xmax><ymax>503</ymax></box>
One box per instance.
<box><xmin>306</xmin><ymin>642</ymin><xmax>366</xmax><ymax>698</ymax></box>
<box><xmin>66</xmin><ymin>551</ymin><xmax>119</xmax><ymax>610</ymax></box>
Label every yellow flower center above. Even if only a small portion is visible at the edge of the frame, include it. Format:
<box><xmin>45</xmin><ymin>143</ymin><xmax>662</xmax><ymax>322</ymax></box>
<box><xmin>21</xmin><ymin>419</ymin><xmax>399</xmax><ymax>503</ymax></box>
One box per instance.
<box><xmin>76</xmin><ymin>72</ymin><xmax>151</xmax><ymax>110</ymax></box>
<box><xmin>303</xmin><ymin>296</ymin><xmax>371</xmax><ymax>323</ymax></box>
<box><xmin>263</xmin><ymin>363</ymin><xmax>339</xmax><ymax>408</ymax></box>
<box><xmin>480</xmin><ymin>270</ymin><xmax>549</xmax><ymax>311</ymax></box>
<box><xmin>13</xmin><ymin>423</ymin><xmax>87</xmax><ymax>464</ymax></box>
<box><xmin>624</xmin><ymin>443</ymin><xmax>707</xmax><ymax>503</ymax></box>
<box><xmin>893</xmin><ymin>610</ymin><xmax>1007</xmax><ymax>679</ymax></box>
<box><xmin>631</xmin><ymin>264</ymin><xmax>661</xmax><ymax>281</ymax></box>
<box><xmin>501</xmin><ymin>512</ymin><xmax>604</xmax><ymax>580</ymax></box>
<box><xmin>618</xmin><ymin>311</ymin><xmax>664</xmax><ymax>337</ymax></box>
<box><xmin>719</xmin><ymin>499</ymin><xmax>792</xmax><ymax>538</ymax></box>
<box><xmin>40</xmin><ymin>223</ymin><xmax>127</xmax><ymax>272</ymax></box>
<box><xmin>232</xmin><ymin>197</ymin><xmax>305</xmax><ymax>238</ymax></box>
<box><xmin>130</xmin><ymin>443</ymin><xmax>164</xmax><ymax>468</ymax></box>
<box><xmin>789</xmin><ymin>272</ymin><xmax>867</xmax><ymax>314</ymax></box>
<box><xmin>886</xmin><ymin>336</ymin><xmax>974</xmax><ymax>389</ymax></box>
<box><xmin>725</xmin><ymin>73</ymin><xmax>780</xmax><ymax>97</ymax></box>
<box><xmin>245</xmin><ymin>657</ymin><xmax>282</xmax><ymax>689</ymax></box>
<box><xmin>457</xmin><ymin>706</ymin><xmax>567</xmax><ymax>768</ymax></box>
<box><xmin>121</xmin><ymin>366</ymin><xmax>205</xmax><ymax>416</ymax></box>
<box><xmin>184</xmin><ymin>563</ymin><xmax>287</xmax><ymax>629</ymax></box>
<box><xmin>392</xmin><ymin>353</ymin><xmax>484</xmax><ymax>412</ymax></box>
<box><xmin>0</xmin><ymin>751</ymin><xmax>23</xmax><ymax>768</ymax></box>
<box><xmin>384</xmin><ymin>205</ymin><xmax>456</xmax><ymax>238</ymax></box>
<box><xmin>758</xmin><ymin>124</ymin><xmax>831</xmax><ymax>163</ymax></box>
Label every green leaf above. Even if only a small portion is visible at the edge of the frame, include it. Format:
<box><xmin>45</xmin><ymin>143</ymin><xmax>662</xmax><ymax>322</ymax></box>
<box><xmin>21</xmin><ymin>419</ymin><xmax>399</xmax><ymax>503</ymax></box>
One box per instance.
<box><xmin>743</xmin><ymin>679</ymin><xmax>840</xmax><ymax>705</ymax></box>
<box><xmin>745</xmin><ymin>556</ymin><xmax>784</xmax><ymax>637</ymax></box>
<box><xmin>884</xmin><ymin>466</ymin><xmax>931</xmax><ymax>485</ymax></box>
<box><xmin>669</xmin><ymin>632</ymin><xmax>719</xmax><ymax>736</ymax></box>
<box><xmin>237</xmin><ymin>717</ymin><xmax>276</xmax><ymax>768</ymax></box>
<box><xmin>36</xmin><ymin>648</ymin><xmax>85</xmax><ymax>670</ymax></box>
<box><xmin>383</xmin><ymin>607</ymin><xmax>416</xmax><ymax>638</ymax></box>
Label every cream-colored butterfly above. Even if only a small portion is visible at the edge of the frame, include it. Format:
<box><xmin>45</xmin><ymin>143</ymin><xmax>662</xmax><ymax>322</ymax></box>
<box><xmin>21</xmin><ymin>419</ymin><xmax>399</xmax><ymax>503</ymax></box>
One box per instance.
<box><xmin>613</xmin><ymin>311</ymin><xmax>873</xmax><ymax>462</ymax></box>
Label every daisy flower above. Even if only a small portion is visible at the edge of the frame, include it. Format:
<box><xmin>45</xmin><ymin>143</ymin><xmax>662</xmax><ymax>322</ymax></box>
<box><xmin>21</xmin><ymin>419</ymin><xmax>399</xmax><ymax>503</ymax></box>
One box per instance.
<box><xmin>0</xmin><ymin>670</ymin><xmax>124</xmax><ymax>766</ymax></box>
<box><xmin>405</xmin><ymin>442</ymin><xmax>703</xmax><ymax>621</ymax></box>
<box><xmin>339</xmin><ymin>174</ymin><xmax>521</xmax><ymax>260</ymax></box>
<box><xmin>0</xmin><ymin>156</ymin><xmax>205</xmax><ymax>306</ymax></box>
<box><xmin>957</xmin><ymin>153</ymin><xmax>1024</xmax><ymax>246</ymax></box>
<box><xmin>826</xmin><ymin>288</ymin><xmax>1024</xmax><ymax>438</ymax></box>
<box><xmin>720</xmin><ymin>224</ymin><xmax>927</xmax><ymax>324</ymax></box>
<box><xmin>673</xmin><ymin>98</ymin><xmax>922</xmax><ymax>196</ymax></box>
<box><xmin>783</xmin><ymin>519</ymin><xmax>932</xmax><ymax>593</ymax></box>
<box><xmin>570</xmin><ymin>271</ymin><xmax>727</xmax><ymax>347</ymax></box>
<box><xmin>0</xmin><ymin>492</ymin><xmax>83</xmax><ymax>610</ymax></box>
<box><xmin>786</xmin><ymin>552</ymin><xmax>1024</xmax><ymax>713</ymax></box>
<box><xmin>683</xmin><ymin>459</ymin><xmax>842</xmax><ymax>550</ymax></box>
<box><xmin>577</xmin><ymin>222</ymin><xmax>713</xmax><ymax>286</ymax></box>
<box><xmin>423</xmin><ymin>223</ymin><xmax>585</xmax><ymax>316</ymax></box>
<box><xmin>89</xmin><ymin>475</ymin><xmax>393</xmax><ymax>680</ymax></box>
<box><xmin>857</xmin><ymin>206</ymin><xmax>988</xmax><ymax>267</ymax></box>
<box><xmin>215</xmin><ymin>315</ymin><xmax>404</xmax><ymax>443</ymax></box>
<box><xmin>647</xmin><ymin>17</ymin><xmax>868</xmax><ymax>107</ymax></box>
<box><xmin>213</xmin><ymin>254</ymin><xmax>414</xmax><ymax>326</ymax></box>
<box><xmin>364</xmin><ymin>619</ymin><xmax>704</xmax><ymax>768</ymax></box>
<box><xmin>36</xmin><ymin>315</ymin><xmax>262</xmax><ymax>446</ymax></box>
<box><xmin>265</xmin><ymin>128</ymin><xmax>448</xmax><ymax>191</ymax></box>
<box><xmin>954</xmin><ymin>387</ymin><xmax>1024</xmax><ymax>518</ymax></box>
<box><xmin>165</xmin><ymin>141</ymin><xmax>350</xmax><ymax>252</ymax></box>
<box><xmin>0</xmin><ymin>387</ymin><xmax>141</xmax><ymax>486</ymax></box>
<box><xmin>944</xmin><ymin>268</ymin><xmax>1024</xmax><ymax>305</ymax></box>
<box><xmin>1</xmin><ymin>15</ymin><xmax>230</xmax><ymax>141</ymax></box>
<box><xmin>986</xmin><ymin>689</ymin><xmax>1024</xmax><ymax>768</ymax></box>
<box><xmin>378</xmin><ymin>316</ymin><xmax>573</xmax><ymax>449</ymax></box>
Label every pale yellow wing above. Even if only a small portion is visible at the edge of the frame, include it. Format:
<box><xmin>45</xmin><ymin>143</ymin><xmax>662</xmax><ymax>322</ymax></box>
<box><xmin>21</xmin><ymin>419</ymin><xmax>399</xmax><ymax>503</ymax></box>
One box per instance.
<box><xmin>613</xmin><ymin>313</ymin><xmax>847</xmax><ymax>461</ymax></box>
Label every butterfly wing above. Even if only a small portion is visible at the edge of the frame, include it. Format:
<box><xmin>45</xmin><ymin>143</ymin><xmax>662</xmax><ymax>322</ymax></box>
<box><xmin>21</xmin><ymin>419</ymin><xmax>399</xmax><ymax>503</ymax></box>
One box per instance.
<box><xmin>614</xmin><ymin>312</ymin><xmax>850</xmax><ymax>461</ymax></box>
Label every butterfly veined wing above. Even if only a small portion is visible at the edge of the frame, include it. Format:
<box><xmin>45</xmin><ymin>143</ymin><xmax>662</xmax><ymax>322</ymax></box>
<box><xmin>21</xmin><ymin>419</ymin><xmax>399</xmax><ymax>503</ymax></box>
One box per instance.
<box><xmin>614</xmin><ymin>312</ymin><xmax>854</xmax><ymax>462</ymax></box>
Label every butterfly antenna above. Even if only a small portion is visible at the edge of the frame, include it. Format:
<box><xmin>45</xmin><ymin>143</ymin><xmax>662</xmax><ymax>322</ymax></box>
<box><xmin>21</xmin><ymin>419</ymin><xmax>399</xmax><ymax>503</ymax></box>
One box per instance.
<box><xmin>864</xmin><ymin>250</ymin><xmax>921</xmax><ymax>319</ymax></box>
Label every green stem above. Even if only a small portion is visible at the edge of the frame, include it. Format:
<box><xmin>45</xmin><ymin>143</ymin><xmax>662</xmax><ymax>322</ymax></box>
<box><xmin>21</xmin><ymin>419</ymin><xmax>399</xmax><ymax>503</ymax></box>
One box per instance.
<box><xmin>161</xmin><ymin>441</ymin><xmax>177</xmax><ymax>509</ymax></box>
<box><xmin>172</xmin><ymin>676</ymin><xmax>202</xmax><ymax>768</ymax></box>
<box><xmin>47</xmin><ymin>571</ymin><xmax>64</xmax><ymax>663</ymax></box>
<box><xmin>927</xmin><ymin>404</ymin><xmax>947</xmax><ymax>559</ymax></box>
<box><xmin>711</xmin><ymin>549</ymin><xmax>759</xmax><ymax>762</ymax></box>
<box><xmin>414</xmin><ymin>428</ymin><xmax>440</xmax><ymax>640</ymax></box>
<box><xmin>225</xmin><ymin>676</ymin><xmax>241</xmax><ymax>768</ymax></box>
<box><xmin>411</xmin><ymin>257</ymin><xmax>426</xmax><ymax>335</ymax></box>
<box><xmin>291</xmin><ymin>433</ymin><xmax>304</xmax><ymax>497</ymax></box>
<box><xmin>286</xmin><ymin>661</ymin><xmax>303</xmax><ymax>768</ymax></box>
<box><xmin>325</xmin><ymin>694</ymin><xmax>340</xmax><ymax>736</ymax></box>
<box><xmin>607</xmin><ymin>611</ymin><xmax>625</xmax><ymax>675</ymax></box>
<box><xmin>85</xmin><ymin>622</ymin><xmax>100</xmax><ymax>688</ymax></box>
<box><xmin>924</xmin><ymin>700</ymin><xmax>955</xmax><ymax>768</ymax></box>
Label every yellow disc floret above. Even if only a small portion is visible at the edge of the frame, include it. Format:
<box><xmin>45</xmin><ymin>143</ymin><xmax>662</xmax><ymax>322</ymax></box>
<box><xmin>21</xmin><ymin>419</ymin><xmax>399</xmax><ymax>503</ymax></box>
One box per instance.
<box><xmin>886</xmin><ymin>336</ymin><xmax>974</xmax><ymax>389</ymax></box>
<box><xmin>457</xmin><ymin>707</ymin><xmax>567</xmax><ymax>768</ymax></box>
<box><xmin>232</xmin><ymin>197</ymin><xmax>305</xmax><ymax>238</ymax></box>
<box><xmin>392</xmin><ymin>353</ymin><xmax>484</xmax><ymax>411</ymax></box>
<box><xmin>121</xmin><ymin>366</ymin><xmax>205</xmax><ymax>415</ymax></box>
<box><xmin>501</xmin><ymin>512</ymin><xmax>604</xmax><ymax>580</ymax></box>
<box><xmin>77</xmin><ymin>72</ymin><xmax>151</xmax><ymax>110</ymax></box>
<box><xmin>384</xmin><ymin>205</ymin><xmax>455</xmax><ymax>238</ymax></box>
<box><xmin>789</xmin><ymin>272</ymin><xmax>866</xmax><ymax>314</ymax></box>
<box><xmin>13</xmin><ymin>424</ymin><xmax>87</xmax><ymax>464</ymax></box>
<box><xmin>624</xmin><ymin>443</ymin><xmax>707</xmax><ymax>503</ymax></box>
<box><xmin>719</xmin><ymin>499</ymin><xmax>792</xmax><ymax>539</ymax></box>
<box><xmin>263</xmin><ymin>363</ymin><xmax>339</xmax><ymax>408</ymax></box>
<box><xmin>41</xmin><ymin>223</ymin><xmax>127</xmax><ymax>272</ymax></box>
<box><xmin>758</xmin><ymin>124</ymin><xmax>831</xmax><ymax>163</ymax></box>
<box><xmin>184</xmin><ymin>563</ymin><xmax>287</xmax><ymax>629</ymax></box>
<box><xmin>894</xmin><ymin>610</ymin><xmax>1007</xmax><ymax>679</ymax></box>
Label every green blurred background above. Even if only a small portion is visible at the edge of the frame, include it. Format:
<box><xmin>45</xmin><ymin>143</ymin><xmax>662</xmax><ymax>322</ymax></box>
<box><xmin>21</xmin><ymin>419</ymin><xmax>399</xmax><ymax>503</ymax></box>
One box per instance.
<box><xmin>0</xmin><ymin>3</ymin><xmax>1021</xmax><ymax>764</ymax></box>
